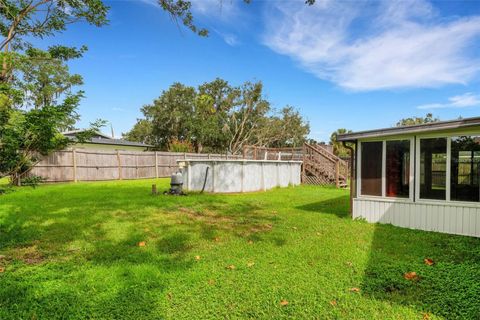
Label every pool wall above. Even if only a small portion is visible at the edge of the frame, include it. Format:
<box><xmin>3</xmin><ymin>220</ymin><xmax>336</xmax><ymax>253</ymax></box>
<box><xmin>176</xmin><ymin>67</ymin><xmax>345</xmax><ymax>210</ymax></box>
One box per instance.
<box><xmin>179</xmin><ymin>160</ymin><xmax>302</xmax><ymax>193</ymax></box>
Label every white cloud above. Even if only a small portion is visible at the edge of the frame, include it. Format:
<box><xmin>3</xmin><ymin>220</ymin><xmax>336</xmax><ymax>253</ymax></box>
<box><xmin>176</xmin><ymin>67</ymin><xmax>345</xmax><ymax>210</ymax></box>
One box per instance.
<box><xmin>263</xmin><ymin>0</ymin><xmax>480</xmax><ymax>91</ymax></box>
<box><xmin>417</xmin><ymin>93</ymin><xmax>480</xmax><ymax>109</ymax></box>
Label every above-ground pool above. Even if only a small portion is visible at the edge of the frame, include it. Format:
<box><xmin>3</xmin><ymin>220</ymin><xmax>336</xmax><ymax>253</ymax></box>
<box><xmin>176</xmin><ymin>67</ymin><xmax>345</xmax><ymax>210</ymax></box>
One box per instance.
<box><xmin>178</xmin><ymin>160</ymin><xmax>302</xmax><ymax>193</ymax></box>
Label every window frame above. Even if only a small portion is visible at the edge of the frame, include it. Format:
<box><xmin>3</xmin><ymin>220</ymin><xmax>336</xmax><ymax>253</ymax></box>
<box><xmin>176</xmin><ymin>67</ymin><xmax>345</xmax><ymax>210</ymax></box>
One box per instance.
<box><xmin>415</xmin><ymin>131</ymin><xmax>480</xmax><ymax>206</ymax></box>
<box><xmin>357</xmin><ymin>137</ymin><xmax>414</xmax><ymax>202</ymax></box>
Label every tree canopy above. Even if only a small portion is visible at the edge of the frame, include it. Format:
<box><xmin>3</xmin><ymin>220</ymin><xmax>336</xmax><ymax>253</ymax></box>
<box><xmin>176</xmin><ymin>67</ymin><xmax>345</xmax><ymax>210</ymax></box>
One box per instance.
<box><xmin>396</xmin><ymin>113</ymin><xmax>440</xmax><ymax>127</ymax></box>
<box><xmin>329</xmin><ymin>128</ymin><xmax>353</xmax><ymax>157</ymax></box>
<box><xmin>124</xmin><ymin>78</ymin><xmax>310</xmax><ymax>154</ymax></box>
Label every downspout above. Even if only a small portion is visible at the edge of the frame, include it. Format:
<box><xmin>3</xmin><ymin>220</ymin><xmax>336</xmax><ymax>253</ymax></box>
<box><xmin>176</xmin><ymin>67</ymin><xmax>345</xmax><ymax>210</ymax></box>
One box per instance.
<box><xmin>343</xmin><ymin>141</ymin><xmax>355</xmax><ymax>217</ymax></box>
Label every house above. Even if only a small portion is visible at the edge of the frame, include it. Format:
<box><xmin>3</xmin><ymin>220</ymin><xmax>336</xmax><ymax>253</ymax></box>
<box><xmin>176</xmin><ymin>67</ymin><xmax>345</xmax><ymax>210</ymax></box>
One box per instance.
<box><xmin>337</xmin><ymin>116</ymin><xmax>480</xmax><ymax>238</ymax></box>
<box><xmin>63</xmin><ymin>130</ymin><xmax>152</xmax><ymax>151</ymax></box>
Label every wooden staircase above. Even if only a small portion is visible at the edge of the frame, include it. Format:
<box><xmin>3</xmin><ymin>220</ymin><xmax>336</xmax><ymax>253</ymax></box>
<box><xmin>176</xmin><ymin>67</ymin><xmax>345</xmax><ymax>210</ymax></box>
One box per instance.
<box><xmin>242</xmin><ymin>143</ymin><xmax>350</xmax><ymax>188</ymax></box>
<box><xmin>302</xmin><ymin>143</ymin><xmax>349</xmax><ymax>188</ymax></box>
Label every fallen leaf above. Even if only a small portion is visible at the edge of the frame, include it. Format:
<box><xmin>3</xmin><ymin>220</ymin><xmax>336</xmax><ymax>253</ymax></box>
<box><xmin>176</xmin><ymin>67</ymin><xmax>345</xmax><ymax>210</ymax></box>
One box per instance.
<box><xmin>195</xmin><ymin>255</ymin><xmax>201</xmax><ymax>261</ymax></box>
<box><xmin>247</xmin><ymin>240</ymin><xmax>254</xmax><ymax>245</ymax></box>
<box><xmin>247</xmin><ymin>262</ymin><xmax>255</xmax><ymax>267</ymax></box>
<box><xmin>349</xmin><ymin>287</ymin><xmax>360</xmax><ymax>293</ymax></box>
<box><xmin>0</xmin><ymin>267</ymin><xmax>4</xmax><ymax>273</ymax></box>
<box><xmin>226</xmin><ymin>265</ymin><xmax>236</xmax><ymax>270</ymax></box>
<box><xmin>214</xmin><ymin>237</ymin><xmax>220</xmax><ymax>242</ymax></box>
<box><xmin>423</xmin><ymin>312</ymin><xmax>431</xmax><ymax>319</ymax></box>
<box><xmin>330</xmin><ymin>300</ymin><xmax>337</xmax><ymax>306</ymax></box>
<box><xmin>166</xmin><ymin>292</ymin><xmax>173</xmax><ymax>300</ymax></box>
<box><xmin>424</xmin><ymin>258</ymin><xmax>434</xmax><ymax>266</ymax></box>
<box><xmin>404</xmin><ymin>271</ymin><xmax>419</xmax><ymax>280</ymax></box>
<box><xmin>208</xmin><ymin>279</ymin><xmax>216</xmax><ymax>285</ymax></box>
<box><xmin>280</xmin><ymin>300</ymin><xmax>289</xmax><ymax>306</ymax></box>
<box><xmin>137</xmin><ymin>241</ymin><xmax>146</xmax><ymax>247</ymax></box>
<box><xmin>346</xmin><ymin>261</ymin><xmax>353</xmax><ymax>267</ymax></box>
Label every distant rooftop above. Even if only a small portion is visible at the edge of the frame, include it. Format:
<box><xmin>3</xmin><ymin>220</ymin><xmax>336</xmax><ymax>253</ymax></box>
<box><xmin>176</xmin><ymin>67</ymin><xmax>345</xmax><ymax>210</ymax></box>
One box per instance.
<box><xmin>62</xmin><ymin>130</ymin><xmax>152</xmax><ymax>147</ymax></box>
<box><xmin>337</xmin><ymin>116</ymin><xmax>480</xmax><ymax>141</ymax></box>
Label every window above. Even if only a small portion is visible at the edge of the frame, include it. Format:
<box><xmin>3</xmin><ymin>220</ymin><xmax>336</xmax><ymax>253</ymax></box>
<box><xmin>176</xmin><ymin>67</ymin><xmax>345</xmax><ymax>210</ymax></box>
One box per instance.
<box><xmin>361</xmin><ymin>141</ymin><xmax>382</xmax><ymax>196</ymax></box>
<box><xmin>386</xmin><ymin>140</ymin><xmax>410</xmax><ymax>198</ymax></box>
<box><xmin>451</xmin><ymin>136</ymin><xmax>480</xmax><ymax>202</ymax></box>
<box><xmin>420</xmin><ymin>138</ymin><xmax>447</xmax><ymax>200</ymax></box>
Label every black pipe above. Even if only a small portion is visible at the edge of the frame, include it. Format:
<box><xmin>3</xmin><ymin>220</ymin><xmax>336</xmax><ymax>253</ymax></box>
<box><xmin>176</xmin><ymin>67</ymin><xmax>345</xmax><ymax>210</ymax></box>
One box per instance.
<box><xmin>200</xmin><ymin>166</ymin><xmax>210</xmax><ymax>193</ymax></box>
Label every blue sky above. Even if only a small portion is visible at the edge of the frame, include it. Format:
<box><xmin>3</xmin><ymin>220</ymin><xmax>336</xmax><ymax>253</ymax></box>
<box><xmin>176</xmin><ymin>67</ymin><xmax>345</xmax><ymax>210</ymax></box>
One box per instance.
<box><xmin>40</xmin><ymin>0</ymin><xmax>480</xmax><ymax>141</ymax></box>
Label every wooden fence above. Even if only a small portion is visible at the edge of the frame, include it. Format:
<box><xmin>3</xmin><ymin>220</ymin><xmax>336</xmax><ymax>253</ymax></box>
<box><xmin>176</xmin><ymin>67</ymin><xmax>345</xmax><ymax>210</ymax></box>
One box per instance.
<box><xmin>30</xmin><ymin>149</ymin><xmax>242</xmax><ymax>182</ymax></box>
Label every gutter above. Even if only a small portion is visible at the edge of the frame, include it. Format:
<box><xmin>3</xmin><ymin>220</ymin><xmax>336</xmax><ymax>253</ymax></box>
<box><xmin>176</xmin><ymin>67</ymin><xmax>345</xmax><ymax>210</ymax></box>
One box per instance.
<box><xmin>343</xmin><ymin>141</ymin><xmax>355</xmax><ymax>217</ymax></box>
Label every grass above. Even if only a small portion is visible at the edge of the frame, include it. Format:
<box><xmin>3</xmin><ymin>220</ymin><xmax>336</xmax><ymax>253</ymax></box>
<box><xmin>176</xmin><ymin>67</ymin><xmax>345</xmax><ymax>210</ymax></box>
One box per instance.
<box><xmin>0</xmin><ymin>179</ymin><xmax>479</xmax><ymax>319</ymax></box>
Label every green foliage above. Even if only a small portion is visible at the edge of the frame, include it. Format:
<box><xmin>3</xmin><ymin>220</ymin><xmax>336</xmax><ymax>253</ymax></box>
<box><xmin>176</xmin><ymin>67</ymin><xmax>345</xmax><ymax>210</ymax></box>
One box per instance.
<box><xmin>0</xmin><ymin>51</ymin><xmax>104</xmax><ymax>185</ymax></box>
<box><xmin>0</xmin><ymin>179</ymin><xmax>478</xmax><ymax>319</ymax></box>
<box><xmin>396</xmin><ymin>113</ymin><xmax>440</xmax><ymax>127</ymax></box>
<box><xmin>0</xmin><ymin>0</ymin><xmax>109</xmax><ymax>53</ymax></box>
<box><xmin>20</xmin><ymin>175</ymin><xmax>45</xmax><ymax>188</ymax></box>
<box><xmin>126</xmin><ymin>78</ymin><xmax>310</xmax><ymax>153</ymax></box>
<box><xmin>330</xmin><ymin>128</ymin><xmax>353</xmax><ymax>157</ymax></box>
<box><xmin>167</xmin><ymin>138</ymin><xmax>193</xmax><ymax>152</ymax></box>
<box><xmin>158</xmin><ymin>0</ymin><xmax>208</xmax><ymax>36</ymax></box>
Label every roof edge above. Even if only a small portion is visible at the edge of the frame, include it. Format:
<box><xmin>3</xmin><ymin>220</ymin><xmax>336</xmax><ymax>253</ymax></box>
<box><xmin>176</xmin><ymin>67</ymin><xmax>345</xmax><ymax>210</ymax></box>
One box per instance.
<box><xmin>337</xmin><ymin>116</ymin><xmax>480</xmax><ymax>141</ymax></box>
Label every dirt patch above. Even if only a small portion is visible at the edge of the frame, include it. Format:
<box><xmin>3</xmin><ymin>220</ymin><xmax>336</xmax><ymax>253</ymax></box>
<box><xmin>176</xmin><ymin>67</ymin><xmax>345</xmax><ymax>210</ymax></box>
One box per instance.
<box><xmin>12</xmin><ymin>245</ymin><xmax>44</xmax><ymax>265</ymax></box>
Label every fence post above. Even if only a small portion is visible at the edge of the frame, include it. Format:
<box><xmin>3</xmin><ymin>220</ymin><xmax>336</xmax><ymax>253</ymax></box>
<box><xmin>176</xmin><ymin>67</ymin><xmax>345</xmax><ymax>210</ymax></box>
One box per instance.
<box><xmin>116</xmin><ymin>150</ymin><xmax>122</xmax><ymax>180</ymax></box>
<box><xmin>155</xmin><ymin>151</ymin><xmax>159</xmax><ymax>178</ymax></box>
<box><xmin>135</xmin><ymin>153</ymin><xmax>139</xmax><ymax>179</ymax></box>
<box><xmin>335</xmin><ymin>160</ymin><xmax>340</xmax><ymax>188</ymax></box>
<box><xmin>278</xmin><ymin>152</ymin><xmax>281</xmax><ymax>161</ymax></box>
<box><xmin>302</xmin><ymin>144</ymin><xmax>306</xmax><ymax>183</ymax></box>
<box><xmin>72</xmin><ymin>148</ymin><xmax>77</xmax><ymax>182</ymax></box>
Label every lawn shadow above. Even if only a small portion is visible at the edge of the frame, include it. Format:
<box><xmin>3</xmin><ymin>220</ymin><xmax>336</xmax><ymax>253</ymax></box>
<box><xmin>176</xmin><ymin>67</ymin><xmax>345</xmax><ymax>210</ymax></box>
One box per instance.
<box><xmin>295</xmin><ymin>195</ymin><xmax>350</xmax><ymax>218</ymax></box>
<box><xmin>361</xmin><ymin>223</ymin><xmax>480</xmax><ymax>319</ymax></box>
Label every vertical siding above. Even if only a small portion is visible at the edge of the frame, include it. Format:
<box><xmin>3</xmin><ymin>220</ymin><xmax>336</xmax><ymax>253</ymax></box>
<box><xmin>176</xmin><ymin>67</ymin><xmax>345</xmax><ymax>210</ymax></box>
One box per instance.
<box><xmin>353</xmin><ymin>198</ymin><xmax>480</xmax><ymax>238</ymax></box>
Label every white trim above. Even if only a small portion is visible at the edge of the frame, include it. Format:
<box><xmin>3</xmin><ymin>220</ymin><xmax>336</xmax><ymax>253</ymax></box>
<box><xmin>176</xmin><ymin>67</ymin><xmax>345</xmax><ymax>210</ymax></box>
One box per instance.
<box><xmin>416</xmin><ymin>136</ymin><xmax>448</xmax><ymax>201</ymax></box>
<box><xmin>382</xmin><ymin>140</ymin><xmax>386</xmax><ymax>197</ymax></box>
<box><xmin>446</xmin><ymin>137</ymin><xmax>451</xmax><ymax>202</ymax></box>
<box><xmin>357</xmin><ymin>141</ymin><xmax>362</xmax><ymax>196</ymax></box>
<box><xmin>358</xmin><ymin>137</ymin><xmax>414</xmax><ymax>200</ymax></box>
<box><xmin>415</xmin><ymin>136</ymin><xmax>421</xmax><ymax>202</ymax></box>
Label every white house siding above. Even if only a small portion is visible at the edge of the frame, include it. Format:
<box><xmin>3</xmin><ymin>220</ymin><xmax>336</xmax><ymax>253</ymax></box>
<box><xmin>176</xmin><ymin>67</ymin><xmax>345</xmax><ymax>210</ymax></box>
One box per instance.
<box><xmin>353</xmin><ymin>198</ymin><xmax>480</xmax><ymax>238</ymax></box>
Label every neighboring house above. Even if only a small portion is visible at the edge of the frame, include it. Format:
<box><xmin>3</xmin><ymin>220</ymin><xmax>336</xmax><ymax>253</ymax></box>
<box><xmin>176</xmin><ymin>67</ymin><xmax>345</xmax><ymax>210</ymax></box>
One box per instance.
<box><xmin>63</xmin><ymin>130</ymin><xmax>152</xmax><ymax>151</ymax></box>
<box><xmin>338</xmin><ymin>116</ymin><xmax>480</xmax><ymax>238</ymax></box>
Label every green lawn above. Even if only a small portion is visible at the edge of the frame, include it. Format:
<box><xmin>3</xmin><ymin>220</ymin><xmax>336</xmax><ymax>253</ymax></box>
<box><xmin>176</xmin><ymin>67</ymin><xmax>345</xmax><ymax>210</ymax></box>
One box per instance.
<box><xmin>0</xmin><ymin>179</ymin><xmax>479</xmax><ymax>319</ymax></box>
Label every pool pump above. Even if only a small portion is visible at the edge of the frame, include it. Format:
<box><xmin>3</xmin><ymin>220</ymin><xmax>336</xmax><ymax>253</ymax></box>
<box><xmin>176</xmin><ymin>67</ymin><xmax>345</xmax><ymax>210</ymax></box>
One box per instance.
<box><xmin>165</xmin><ymin>171</ymin><xmax>185</xmax><ymax>195</ymax></box>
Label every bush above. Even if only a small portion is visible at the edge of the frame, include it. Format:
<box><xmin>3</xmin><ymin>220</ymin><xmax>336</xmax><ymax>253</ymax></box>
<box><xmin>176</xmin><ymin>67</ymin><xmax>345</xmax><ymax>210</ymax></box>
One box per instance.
<box><xmin>168</xmin><ymin>138</ymin><xmax>193</xmax><ymax>153</ymax></box>
<box><xmin>21</xmin><ymin>175</ymin><xmax>45</xmax><ymax>188</ymax></box>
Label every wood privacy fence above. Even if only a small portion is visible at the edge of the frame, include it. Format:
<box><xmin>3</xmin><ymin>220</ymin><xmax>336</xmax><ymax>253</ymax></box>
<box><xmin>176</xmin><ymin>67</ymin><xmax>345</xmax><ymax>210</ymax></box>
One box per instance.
<box><xmin>30</xmin><ymin>149</ymin><xmax>242</xmax><ymax>182</ymax></box>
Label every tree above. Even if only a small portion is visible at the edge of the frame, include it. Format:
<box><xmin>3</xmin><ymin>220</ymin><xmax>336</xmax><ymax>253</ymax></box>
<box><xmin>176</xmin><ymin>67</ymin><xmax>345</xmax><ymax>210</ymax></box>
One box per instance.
<box><xmin>0</xmin><ymin>49</ymin><xmax>104</xmax><ymax>184</ymax></box>
<box><xmin>396</xmin><ymin>113</ymin><xmax>440</xmax><ymax>127</ymax></box>
<box><xmin>123</xmin><ymin>119</ymin><xmax>153</xmax><ymax>145</ymax></box>
<box><xmin>264</xmin><ymin>106</ymin><xmax>310</xmax><ymax>148</ymax></box>
<box><xmin>0</xmin><ymin>0</ymin><xmax>109</xmax><ymax>81</ymax></box>
<box><xmin>0</xmin><ymin>0</ymin><xmax>108</xmax><ymax>184</ymax></box>
<box><xmin>125</xmin><ymin>78</ymin><xmax>310</xmax><ymax>154</ymax></box>
<box><xmin>142</xmin><ymin>83</ymin><xmax>196</xmax><ymax>149</ymax></box>
<box><xmin>330</xmin><ymin>128</ymin><xmax>353</xmax><ymax>157</ymax></box>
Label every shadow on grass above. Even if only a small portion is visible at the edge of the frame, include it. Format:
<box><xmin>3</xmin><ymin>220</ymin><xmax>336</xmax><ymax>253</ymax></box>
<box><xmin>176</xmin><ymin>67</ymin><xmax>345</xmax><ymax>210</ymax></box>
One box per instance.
<box><xmin>361</xmin><ymin>223</ymin><xmax>480</xmax><ymax>319</ymax></box>
<box><xmin>0</xmin><ymin>183</ymin><xmax>286</xmax><ymax>318</ymax></box>
<box><xmin>295</xmin><ymin>195</ymin><xmax>350</xmax><ymax>218</ymax></box>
